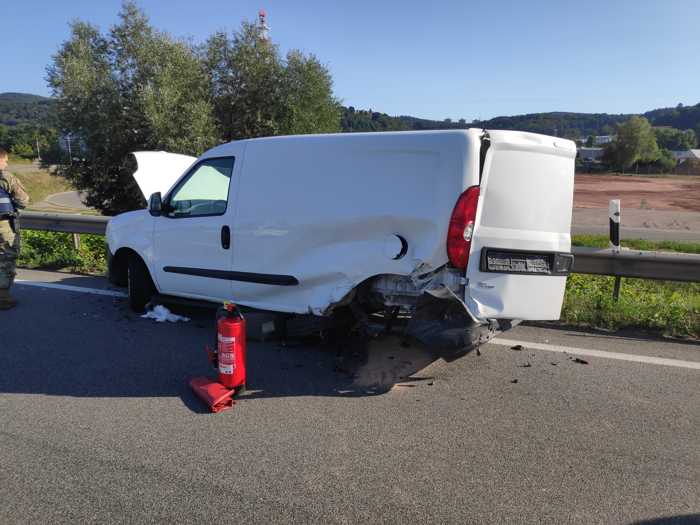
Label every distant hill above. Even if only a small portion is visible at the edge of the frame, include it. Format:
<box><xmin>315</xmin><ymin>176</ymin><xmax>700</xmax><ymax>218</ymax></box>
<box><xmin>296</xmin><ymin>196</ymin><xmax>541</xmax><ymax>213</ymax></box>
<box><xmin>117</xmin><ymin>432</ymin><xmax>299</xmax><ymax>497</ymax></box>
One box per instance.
<box><xmin>2</xmin><ymin>91</ymin><xmax>699</xmax><ymax>144</ymax></box>
<box><xmin>342</xmin><ymin>103</ymin><xmax>700</xmax><ymax>142</ymax></box>
<box><xmin>643</xmin><ymin>104</ymin><xmax>700</xmax><ymax>132</ymax></box>
<box><xmin>0</xmin><ymin>92</ymin><xmax>55</xmax><ymax>127</ymax></box>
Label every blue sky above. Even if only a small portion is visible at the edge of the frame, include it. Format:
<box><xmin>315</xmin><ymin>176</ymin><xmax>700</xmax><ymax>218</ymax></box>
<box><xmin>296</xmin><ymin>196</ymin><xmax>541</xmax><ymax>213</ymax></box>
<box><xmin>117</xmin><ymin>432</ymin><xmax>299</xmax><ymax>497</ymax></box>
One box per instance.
<box><xmin>2</xmin><ymin>0</ymin><xmax>699</xmax><ymax>120</ymax></box>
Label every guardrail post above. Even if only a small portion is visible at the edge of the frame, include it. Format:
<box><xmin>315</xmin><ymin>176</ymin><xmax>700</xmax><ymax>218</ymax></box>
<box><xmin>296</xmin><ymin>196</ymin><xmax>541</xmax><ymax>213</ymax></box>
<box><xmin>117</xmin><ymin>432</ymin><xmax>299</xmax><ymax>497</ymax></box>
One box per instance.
<box><xmin>609</xmin><ymin>199</ymin><xmax>622</xmax><ymax>301</ymax></box>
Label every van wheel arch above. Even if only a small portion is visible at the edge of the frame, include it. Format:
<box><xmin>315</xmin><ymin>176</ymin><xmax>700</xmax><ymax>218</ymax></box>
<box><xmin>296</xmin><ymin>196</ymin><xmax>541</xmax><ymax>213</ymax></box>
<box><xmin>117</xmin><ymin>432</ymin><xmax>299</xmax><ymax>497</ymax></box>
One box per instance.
<box><xmin>126</xmin><ymin>254</ymin><xmax>157</xmax><ymax>313</ymax></box>
<box><xmin>108</xmin><ymin>248</ymin><xmax>137</xmax><ymax>287</ymax></box>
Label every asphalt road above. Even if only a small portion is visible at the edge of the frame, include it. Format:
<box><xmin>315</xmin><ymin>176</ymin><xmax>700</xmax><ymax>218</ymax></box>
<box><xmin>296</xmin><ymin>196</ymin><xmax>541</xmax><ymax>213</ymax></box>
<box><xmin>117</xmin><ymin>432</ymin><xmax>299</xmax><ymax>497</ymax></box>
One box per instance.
<box><xmin>45</xmin><ymin>191</ymin><xmax>88</xmax><ymax>210</ymax></box>
<box><xmin>1</xmin><ymin>270</ymin><xmax>699</xmax><ymax>524</ymax></box>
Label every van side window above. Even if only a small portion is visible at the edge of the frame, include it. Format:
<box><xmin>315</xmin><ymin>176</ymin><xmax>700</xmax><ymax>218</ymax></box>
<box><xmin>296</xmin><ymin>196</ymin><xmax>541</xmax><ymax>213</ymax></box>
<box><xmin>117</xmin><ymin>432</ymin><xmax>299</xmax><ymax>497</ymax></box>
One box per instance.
<box><xmin>167</xmin><ymin>157</ymin><xmax>235</xmax><ymax>218</ymax></box>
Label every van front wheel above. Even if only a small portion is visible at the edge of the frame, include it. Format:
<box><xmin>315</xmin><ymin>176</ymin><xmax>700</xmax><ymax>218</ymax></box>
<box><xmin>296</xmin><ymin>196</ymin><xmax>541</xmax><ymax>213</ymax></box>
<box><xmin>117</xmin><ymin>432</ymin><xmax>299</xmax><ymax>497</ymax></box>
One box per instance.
<box><xmin>127</xmin><ymin>255</ymin><xmax>156</xmax><ymax>313</ymax></box>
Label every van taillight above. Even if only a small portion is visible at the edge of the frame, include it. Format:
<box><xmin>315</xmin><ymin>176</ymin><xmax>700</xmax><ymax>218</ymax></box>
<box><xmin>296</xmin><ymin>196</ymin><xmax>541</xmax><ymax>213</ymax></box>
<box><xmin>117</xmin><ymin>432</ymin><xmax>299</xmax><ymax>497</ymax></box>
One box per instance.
<box><xmin>447</xmin><ymin>186</ymin><xmax>480</xmax><ymax>271</ymax></box>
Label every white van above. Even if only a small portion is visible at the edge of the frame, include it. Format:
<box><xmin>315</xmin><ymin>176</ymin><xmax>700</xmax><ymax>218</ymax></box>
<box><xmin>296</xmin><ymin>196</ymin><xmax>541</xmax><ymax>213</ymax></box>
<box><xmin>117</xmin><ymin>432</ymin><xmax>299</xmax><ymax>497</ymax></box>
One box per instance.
<box><xmin>107</xmin><ymin>129</ymin><xmax>575</xmax><ymax>351</ymax></box>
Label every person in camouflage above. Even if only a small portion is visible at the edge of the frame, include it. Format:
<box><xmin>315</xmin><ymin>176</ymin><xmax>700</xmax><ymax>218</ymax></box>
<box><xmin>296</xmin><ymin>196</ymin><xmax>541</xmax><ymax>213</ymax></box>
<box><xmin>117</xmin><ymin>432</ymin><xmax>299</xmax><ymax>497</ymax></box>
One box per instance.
<box><xmin>0</xmin><ymin>148</ymin><xmax>30</xmax><ymax>309</ymax></box>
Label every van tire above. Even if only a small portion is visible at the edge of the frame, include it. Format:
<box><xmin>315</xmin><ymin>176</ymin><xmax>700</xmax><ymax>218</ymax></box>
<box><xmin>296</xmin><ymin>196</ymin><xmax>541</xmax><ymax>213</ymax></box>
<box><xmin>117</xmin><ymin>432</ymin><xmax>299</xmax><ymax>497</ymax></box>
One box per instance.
<box><xmin>128</xmin><ymin>255</ymin><xmax>156</xmax><ymax>313</ymax></box>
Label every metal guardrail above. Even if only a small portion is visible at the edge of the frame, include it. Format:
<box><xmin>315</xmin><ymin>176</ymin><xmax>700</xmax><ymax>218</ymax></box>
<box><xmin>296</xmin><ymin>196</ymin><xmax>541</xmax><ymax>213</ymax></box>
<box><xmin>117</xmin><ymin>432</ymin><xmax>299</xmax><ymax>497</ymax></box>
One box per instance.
<box><xmin>18</xmin><ymin>212</ymin><xmax>700</xmax><ymax>283</ymax></box>
<box><xmin>20</xmin><ymin>211</ymin><xmax>108</xmax><ymax>235</ymax></box>
<box><xmin>571</xmin><ymin>246</ymin><xmax>700</xmax><ymax>283</ymax></box>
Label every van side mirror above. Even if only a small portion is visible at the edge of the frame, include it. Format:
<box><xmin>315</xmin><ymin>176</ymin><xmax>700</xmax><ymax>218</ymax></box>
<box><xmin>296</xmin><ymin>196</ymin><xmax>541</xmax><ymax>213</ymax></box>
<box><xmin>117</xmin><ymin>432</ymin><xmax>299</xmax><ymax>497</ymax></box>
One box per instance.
<box><xmin>148</xmin><ymin>192</ymin><xmax>163</xmax><ymax>216</ymax></box>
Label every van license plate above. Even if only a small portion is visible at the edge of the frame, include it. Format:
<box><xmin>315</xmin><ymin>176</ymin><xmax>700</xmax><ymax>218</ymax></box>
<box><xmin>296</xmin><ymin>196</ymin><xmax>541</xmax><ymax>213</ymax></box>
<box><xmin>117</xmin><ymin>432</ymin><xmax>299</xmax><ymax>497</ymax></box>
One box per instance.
<box><xmin>480</xmin><ymin>249</ymin><xmax>573</xmax><ymax>275</ymax></box>
<box><xmin>485</xmin><ymin>251</ymin><xmax>551</xmax><ymax>274</ymax></box>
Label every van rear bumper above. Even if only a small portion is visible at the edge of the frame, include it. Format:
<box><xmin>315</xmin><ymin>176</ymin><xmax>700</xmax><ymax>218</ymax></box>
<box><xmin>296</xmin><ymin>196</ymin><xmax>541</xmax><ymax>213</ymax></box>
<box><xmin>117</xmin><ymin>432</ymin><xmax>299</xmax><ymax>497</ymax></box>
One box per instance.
<box><xmin>404</xmin><ymin>292</ymin><xmax>516</xmax><ymax>359</ymax></box>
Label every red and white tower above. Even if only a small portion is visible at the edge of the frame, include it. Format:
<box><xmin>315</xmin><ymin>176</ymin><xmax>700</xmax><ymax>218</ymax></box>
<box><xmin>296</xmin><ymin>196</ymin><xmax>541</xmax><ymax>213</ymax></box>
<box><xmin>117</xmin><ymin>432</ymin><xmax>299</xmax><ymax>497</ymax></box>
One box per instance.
<box><xmin>258</xmin><ymin>9</ymin><xmax>270</xmax><ymax>41</ymax></box>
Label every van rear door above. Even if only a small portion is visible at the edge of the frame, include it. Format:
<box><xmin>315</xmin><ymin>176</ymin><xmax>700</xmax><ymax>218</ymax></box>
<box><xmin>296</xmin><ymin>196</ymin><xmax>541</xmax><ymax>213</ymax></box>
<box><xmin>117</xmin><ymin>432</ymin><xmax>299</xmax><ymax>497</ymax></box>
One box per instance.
<box><xmin>464</xmin><ymin>131</ymin><xmax>576</xmax><ymax>321</ymax></box>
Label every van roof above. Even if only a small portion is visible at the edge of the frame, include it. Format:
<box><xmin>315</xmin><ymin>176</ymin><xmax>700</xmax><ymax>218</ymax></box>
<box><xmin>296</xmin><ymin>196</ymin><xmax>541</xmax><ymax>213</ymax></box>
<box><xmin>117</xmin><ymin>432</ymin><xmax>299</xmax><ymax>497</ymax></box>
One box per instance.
<box><xmin>239</xmin><ymin>128</ymin><xmax>477</xmax><ymax>144</ymax></box>
<box><xmin>203</xmin><ymin>128</ymin><xmax>576</xmax><ymax>159</ymax></box>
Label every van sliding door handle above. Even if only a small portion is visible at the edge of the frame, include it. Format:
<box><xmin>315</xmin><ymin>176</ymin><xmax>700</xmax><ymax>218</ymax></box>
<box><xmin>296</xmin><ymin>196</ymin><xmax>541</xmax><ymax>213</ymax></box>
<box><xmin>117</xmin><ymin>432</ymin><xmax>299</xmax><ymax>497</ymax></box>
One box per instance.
<box><xmin>221</xmin><ymin>225</ymin><xmax>231</xmax><ymax>250</ymax></box>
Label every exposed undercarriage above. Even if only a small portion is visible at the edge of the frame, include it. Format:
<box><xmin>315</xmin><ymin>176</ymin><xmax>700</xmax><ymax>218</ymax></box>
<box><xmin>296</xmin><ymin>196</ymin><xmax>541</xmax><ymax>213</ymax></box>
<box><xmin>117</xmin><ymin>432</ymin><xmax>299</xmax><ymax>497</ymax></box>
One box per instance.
<box><xmin>282</xmin><ymin>266</ymin><xmax>519</xmax><ymax>360</ymax></box>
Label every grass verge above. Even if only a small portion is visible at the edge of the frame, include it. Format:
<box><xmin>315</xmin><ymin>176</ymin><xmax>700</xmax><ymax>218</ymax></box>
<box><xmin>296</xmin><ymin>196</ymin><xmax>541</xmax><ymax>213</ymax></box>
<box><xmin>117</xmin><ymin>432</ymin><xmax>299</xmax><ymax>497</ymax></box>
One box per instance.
<box><xmin>568</xmin><ymin>234</ymin><xmax>699</xmax><ymax>339</ymax></box>
<box><xmin>562</xmin><ymin>274</ymin><xmax>699</xmax><ymax>339</ymax></box>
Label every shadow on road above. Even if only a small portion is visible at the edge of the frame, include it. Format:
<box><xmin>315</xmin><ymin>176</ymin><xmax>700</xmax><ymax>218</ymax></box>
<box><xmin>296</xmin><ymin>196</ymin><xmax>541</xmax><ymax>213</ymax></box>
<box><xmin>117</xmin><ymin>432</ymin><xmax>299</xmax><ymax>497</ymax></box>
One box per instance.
<box><xmin>1</xmin><ymin>283</ymin><xmax>446</xmax><ymax>412</ymax></box>
<box><xmin>628</xmin><ymin>515</ymin><xmax>700</xmax><ymax>525</ymax></box>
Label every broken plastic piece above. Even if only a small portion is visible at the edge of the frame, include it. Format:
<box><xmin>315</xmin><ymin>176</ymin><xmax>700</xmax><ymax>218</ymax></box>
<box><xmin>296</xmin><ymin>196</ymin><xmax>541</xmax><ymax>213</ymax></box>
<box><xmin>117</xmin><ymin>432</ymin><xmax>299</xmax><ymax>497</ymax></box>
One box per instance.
<box><xmin>189</xmin><ymin>376</ymin><xmax>236</xmax><ymax>413</ymax></box>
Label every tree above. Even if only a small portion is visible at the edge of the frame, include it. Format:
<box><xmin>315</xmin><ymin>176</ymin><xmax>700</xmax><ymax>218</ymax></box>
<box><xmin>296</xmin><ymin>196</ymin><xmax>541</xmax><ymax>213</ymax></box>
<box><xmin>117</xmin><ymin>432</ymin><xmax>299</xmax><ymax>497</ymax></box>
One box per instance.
<box><xmin>653</xmin><ymin>127</ymin><xmax>696</xmax><ymax>151</ymax></box>
<box><xmin>585</xmin><ymin>135</ymin><xmax>595</xmax><ymax>147</ymax></box>
<box><xmin>280</xmin><ymin>50</ymin><xmax>340</xmax><ymax>135</ymax></box>
<box><xmin>204</xmin><ymin>24</ymin><xmax>284</xmax><ymax>141</ymax></box>
<box><xmin>601</xmin><ymin>124</ymin><xmax>614</xmax><ymax>136</ymax></box>
<box><xmin>654</xmin><ymin>149</ymin><xmax>676</xmax><ymax>173</ymax></box>
<box><xmin>609</xmin><ymin>116</ymin><xmax>659</xmax><ymax>171</ymax></box>
<box><xmin>47</xmin><ymin>1</ymin><xmax>217</xmax><ymax>214</ymax></box>
<box><xmin>203</xmin><ymin>22</ymin><xmax>339</xmax><ymax>141</ymax></box>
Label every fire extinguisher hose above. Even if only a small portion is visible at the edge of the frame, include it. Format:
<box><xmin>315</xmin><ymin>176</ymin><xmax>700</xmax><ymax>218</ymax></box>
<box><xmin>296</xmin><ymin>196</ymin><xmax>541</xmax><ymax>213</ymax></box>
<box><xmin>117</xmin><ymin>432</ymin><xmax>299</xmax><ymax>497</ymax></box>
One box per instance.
<box><xmin>189</xmin><ymin>376</ymin><xmax>236</xmax><ymax>413</ymax></box>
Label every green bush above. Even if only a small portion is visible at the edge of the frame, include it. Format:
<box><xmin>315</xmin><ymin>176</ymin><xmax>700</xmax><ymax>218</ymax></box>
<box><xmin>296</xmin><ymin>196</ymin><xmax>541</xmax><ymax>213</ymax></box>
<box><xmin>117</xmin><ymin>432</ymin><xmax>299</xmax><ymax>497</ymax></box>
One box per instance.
<box><xmin>18</xmin><ymin>230</ymin><xmax>106</xmax><ymax>274</ymax></box>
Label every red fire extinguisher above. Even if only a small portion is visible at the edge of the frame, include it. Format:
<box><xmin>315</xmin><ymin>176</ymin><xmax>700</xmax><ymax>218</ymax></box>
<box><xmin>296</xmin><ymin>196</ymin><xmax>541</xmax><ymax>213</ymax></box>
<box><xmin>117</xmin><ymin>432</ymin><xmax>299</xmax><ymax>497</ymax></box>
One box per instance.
<box><xmin>216</xmin><ymin>302</ymin><xmax>247</xmax><ymax>392</ymax></box>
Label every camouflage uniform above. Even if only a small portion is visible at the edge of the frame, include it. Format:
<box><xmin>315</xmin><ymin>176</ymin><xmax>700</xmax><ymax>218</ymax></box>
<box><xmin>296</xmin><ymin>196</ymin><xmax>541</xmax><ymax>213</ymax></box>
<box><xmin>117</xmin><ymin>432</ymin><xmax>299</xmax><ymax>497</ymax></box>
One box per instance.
<box><xmin>0</xmin><ymin>170</ymin><xmax>30</xmax><ymax>291</ymax></box>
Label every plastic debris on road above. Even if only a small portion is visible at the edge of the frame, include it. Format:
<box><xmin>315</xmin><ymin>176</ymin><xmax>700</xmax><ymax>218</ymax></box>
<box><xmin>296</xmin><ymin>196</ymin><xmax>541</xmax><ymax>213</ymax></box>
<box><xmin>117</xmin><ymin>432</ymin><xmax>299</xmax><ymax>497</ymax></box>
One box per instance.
<box><xmin>141</xmin><ymin>304</ymin><xmax>190</xmax><ymax>323</ymax></box>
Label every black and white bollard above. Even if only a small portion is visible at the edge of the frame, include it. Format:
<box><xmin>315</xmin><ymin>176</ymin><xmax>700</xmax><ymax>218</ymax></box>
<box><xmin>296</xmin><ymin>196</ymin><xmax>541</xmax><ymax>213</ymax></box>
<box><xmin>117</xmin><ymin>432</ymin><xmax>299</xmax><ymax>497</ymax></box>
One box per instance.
<box><xmin>609</xmin><ymin>199</ymin><xmax>621</xmax><ymax>253</ymax></box>
<box><xmin>609</xmin><ymin>199</ymin><xmax>622</xmax><ymax>300</ymax></box>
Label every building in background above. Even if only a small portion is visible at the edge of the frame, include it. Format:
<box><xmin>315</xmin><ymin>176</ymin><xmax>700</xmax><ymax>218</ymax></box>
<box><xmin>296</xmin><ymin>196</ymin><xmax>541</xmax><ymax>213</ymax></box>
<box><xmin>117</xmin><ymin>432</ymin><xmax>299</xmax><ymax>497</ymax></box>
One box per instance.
<box><xmin>578</xmin><ymin>147</ymin><xmax>605</xmax><ymax>162</ymax></box>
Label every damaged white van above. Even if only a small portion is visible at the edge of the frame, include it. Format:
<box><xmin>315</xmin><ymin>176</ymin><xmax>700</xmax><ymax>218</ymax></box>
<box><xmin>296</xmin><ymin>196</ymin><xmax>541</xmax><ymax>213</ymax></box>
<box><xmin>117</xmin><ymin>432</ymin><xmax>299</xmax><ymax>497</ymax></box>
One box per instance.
<box><xmin>107</xmin><ymin>129</ymin><xmax>575</xmax><ymax>352</ymax></box>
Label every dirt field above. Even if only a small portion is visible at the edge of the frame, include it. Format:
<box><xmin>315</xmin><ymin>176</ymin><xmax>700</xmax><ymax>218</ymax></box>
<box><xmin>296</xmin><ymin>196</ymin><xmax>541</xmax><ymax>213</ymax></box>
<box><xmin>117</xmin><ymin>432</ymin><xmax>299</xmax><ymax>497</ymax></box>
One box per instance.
<box><xmin>574</xmin><ymin>174</ymin><xmax>700</xmax><ymax>212</ymax></box>
<box><xmin>573</xmin><ymin>174</ymin><xmax>700</xmax><ymax>236</ymax></box>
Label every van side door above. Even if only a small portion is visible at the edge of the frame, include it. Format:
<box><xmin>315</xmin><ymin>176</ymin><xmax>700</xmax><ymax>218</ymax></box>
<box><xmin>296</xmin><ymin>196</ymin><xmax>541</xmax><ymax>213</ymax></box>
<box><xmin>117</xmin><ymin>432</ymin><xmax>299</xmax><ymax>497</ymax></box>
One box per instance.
<box><xmin>151</xmin><ymin>154</ymin><xmax>239</xmax><ymax>302</ymax></box>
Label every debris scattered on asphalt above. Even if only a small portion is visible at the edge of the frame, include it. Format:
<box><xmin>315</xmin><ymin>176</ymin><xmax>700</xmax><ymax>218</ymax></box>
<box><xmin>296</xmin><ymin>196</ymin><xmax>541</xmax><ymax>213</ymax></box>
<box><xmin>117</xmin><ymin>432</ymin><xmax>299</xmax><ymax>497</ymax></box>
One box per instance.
<box><xmin>518</xmin><ymin>363</ymin><xmax>532</xmax><ymax>368</ymax></box>
<box><xmin>510</xmin><ymin>345</ymin><xmax>524</xmax><ymax>351</ymax></box>
<box><xmin>141</xmin><ymin>304</ymin><xmax>190</xmax><ymax>323</ymax></box>
<box><xmin>427</xmin><ymin>381</ymin><xmax>435</xmax><ymax>386</ymax></box>
<box><xmin>510</xmin><ymin>379</ymin><xmax>519</xmax><ymax>384</ymax></box>
<box><xmin>571</xmin><ymin>357</ymin><xmax>589</xmax><ymax>365</ymax></box>
<box><xmin>550</xmin><ymin>362</ymin><xmax>558</xmax><ymax>366</ymax></box>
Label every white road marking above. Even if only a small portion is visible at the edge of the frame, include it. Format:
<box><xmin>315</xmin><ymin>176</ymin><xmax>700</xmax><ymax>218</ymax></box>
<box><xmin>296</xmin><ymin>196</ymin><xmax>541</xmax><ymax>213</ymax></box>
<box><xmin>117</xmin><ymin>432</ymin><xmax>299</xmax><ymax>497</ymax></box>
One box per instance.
<box><xmin>15</xmin><ymin>280</ymin><xmax>127</xmax><ymax>298</ymax></box>
<box><xmin>491</xmin><ymin>338</ymin><xmax>700</xmax><ymax>370</ymax></box>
